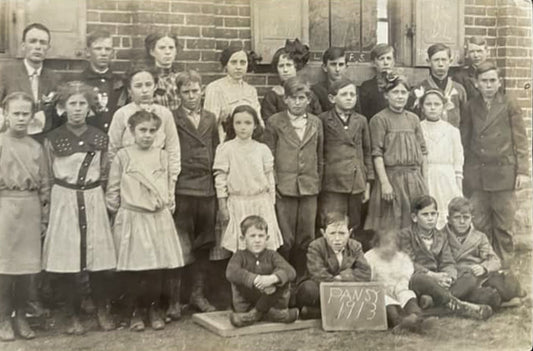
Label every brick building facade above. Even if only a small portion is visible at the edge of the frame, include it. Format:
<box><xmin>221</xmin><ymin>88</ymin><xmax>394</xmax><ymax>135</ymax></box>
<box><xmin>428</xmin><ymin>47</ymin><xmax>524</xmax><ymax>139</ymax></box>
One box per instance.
<box><xmin>16</xmin><ymin>0</ymin><xmax>527</xmax><ymax>141</ymax></box>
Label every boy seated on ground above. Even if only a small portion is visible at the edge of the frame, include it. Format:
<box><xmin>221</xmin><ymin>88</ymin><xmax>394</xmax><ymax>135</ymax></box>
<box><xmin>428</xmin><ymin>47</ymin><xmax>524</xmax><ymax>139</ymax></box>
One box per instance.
<box><xmin>443</xmin><ymin>197</ymin><xmax>526</xmax><ymax>310</ymax></box>
<box><xmin>295</xmin><ymin>212</ymin><xmax>371</xmax><ymax>319</ymax></box>
<box><xmin>226</xmin><ymin>215</ymin><xmax>299</xmax><ymax>327</ymax></box>
<box><xmin>399</xmin><ymin>195</ymin><xmax>493</xmax><ymax>320</ymax></box>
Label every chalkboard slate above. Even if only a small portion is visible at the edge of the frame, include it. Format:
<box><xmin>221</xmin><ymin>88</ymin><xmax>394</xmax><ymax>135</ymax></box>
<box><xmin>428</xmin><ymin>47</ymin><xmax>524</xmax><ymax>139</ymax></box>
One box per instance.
<box><xmin>319</xmin><ymin>282</ymin><xmax>387</xmax><ymax>331</ymax></box>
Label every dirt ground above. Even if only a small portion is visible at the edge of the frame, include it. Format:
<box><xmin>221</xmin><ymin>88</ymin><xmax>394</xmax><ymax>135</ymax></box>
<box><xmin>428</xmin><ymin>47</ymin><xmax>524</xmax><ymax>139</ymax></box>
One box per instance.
<box><xmin>1</xmin><ymin>243</ymin><xmax>531</xmax><ymax>351</ymax></box>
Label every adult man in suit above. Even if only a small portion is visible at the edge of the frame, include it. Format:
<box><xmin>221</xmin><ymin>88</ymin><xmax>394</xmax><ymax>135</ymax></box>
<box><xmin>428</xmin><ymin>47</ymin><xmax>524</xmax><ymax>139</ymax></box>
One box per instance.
<box><xmin>0</xmin><ymin>23</ymin><xmax>61</xmax><ymax>139</ymax></box>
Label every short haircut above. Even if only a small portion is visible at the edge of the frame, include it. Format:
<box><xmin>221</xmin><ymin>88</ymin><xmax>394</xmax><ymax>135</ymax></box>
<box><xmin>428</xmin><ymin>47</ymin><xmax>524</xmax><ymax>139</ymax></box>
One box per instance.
<box><xmin>175</xmin><ymin>69</ymin><xmax>202</xmax><ymax>92</ymax></box>
<box><xmin>475</xmin><ymin>60</ymin><xmax>499</xmax><ymax>78</ymax></box>
<box><xmin>370</xmin><ymin>43</ymin><xmax>394</xmax><ymax>61</ymax></box>
<box><xmin>321</xmin><ymin>211</ymin><xmax>349</xmax><ymax>229</ymax></box>
<box><xmin>328</xmin><ymin>78</ymin><xmax>356</xmax><ymax>96</ymax></box>
<box><xmin>370</xmin><ymin>229</ymin><xmax>400</xmax><ymax>249</ymax></box>
<box><xmin>2</xmin><ymin>92</ymin><xmax>35</xmax><ymax>113</ymax></box>
<box><xmin>56</xmin><ymin>81</ymin><xmax>97</xmax><ymax>110</ymax></box>
<box><xmin>420</xmin><ymin>88</ymin><xmax>447</xmax><ymax>106</ymax></box>
<box><xmin>144</xmin><ymin>32</ymin><xmax>179</xmax><ymax>58</ymax></box>
<box><xmin>466</xmin><ymin>36</ymin><xmax>487</xmax><ymax>48</ymax></box>
<box><xmin>240</xmin><ymin>215</ymin><xmax>268</xmax><ymax>236</ymax></box>
<box><xmin>283</xmin><ymin>76</ymin><xmax>311</xmax><ymax>98</ymax></box>
<box><xmin>427</xmin><ymin>43</ymin><xmax>451</xmax><ymax>59</ymax></box>
<box><xmin>448</xmin><ymin>197</ymin><xmax>474</xmax><ymax>215</ymax></box>
<box><xmin>127</xmin><ymin>110</ymin><xmax>162</xmax><ymax>131</ymax></box>
<box><xmin>224</xmin><ymin>104</ymin><xmax>263</xmax><ymax>141</ymax></box>
<box><xmin>87</xmin><ymin>30</ymin><xmax>112</xmax><ymax>48</ymax></box>
<box><xmin>22</xmin><ymin>23</ymin><xmax>51</xmax><ymax>42</ymax></box>
<box><xmin>322</xmin><ymin>47</ymin><xmax>346</xmax><ymax>65</ymax></box>
<box><xmin>124</xmin><ymin>62</ymin><xmax>158</xmax><ymax>88</ymax></box>
<box><xmin>411</xmin><ymin>195</ymin><xmax>438</xmax><ymax>214</ymax></box>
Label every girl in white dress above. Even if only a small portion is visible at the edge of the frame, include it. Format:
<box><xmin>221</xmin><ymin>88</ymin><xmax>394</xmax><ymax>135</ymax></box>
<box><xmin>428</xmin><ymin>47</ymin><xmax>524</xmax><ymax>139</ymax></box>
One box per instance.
<box><xmin>214</xmin><ymin>105</ymin><xmax>282</xmax><ymax>253</ymax></box>
<box><xmin>106</xmin><ymin>110</ymin><xmax>187</xmax><ymax>332</ymax></box>
<box><xmin>420</xmin><ymin>89</ymin><xmax>464</xmax><ymax>229</ymax></box>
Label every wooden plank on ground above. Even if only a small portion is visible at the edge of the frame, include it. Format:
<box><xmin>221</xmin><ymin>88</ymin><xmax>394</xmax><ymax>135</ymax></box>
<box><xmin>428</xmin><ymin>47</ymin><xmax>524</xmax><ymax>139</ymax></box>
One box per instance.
<box><xmin>192</xmin><ymin>310</ymin><xmax>320</xmax><ymax>337</ymax></box>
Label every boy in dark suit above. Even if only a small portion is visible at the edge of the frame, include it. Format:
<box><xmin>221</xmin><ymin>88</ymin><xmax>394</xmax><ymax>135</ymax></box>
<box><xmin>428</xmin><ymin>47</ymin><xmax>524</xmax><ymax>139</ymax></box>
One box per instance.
<box><xmin>460</xmin><ymin>61</ymin><xmax>529</xmax><ymax>268</ymax></box>
<box><xmin>226</xmin><ymin>216</ymin><xmax>298</xmax><ymax>327</ymax></box>
<box><xmin>295</xmin><ymin>212</ymin><xmax>371</xmax><ymax>319</ymax></box>
<box><xmin>79</xmin><ymin>30</ymin><xmax>124</xmax><ymax>132</ymax></box>
<box><xmin>0</xmin><ymin>23</ymin><xmax>60</xmax><ymax>138</ymax></box>
<box><xmin>359</xmin><ymin>44</ymin><xmax>395</xmax><ymax>120</ymax></box>
<box><xmin>311</xmin><ymin>47</ymin><xmax>348</xmax><ymax>112</ymax></box>
<box><xmin>319</xmin><ymin>78</ymin><xmax>373</xmax><ymax>234</ymax></box>
<box><xmin>173</xmin><ymin>69</ymin><xmax>219</xmax><ymax>315</ymax></box>
<box><xmin>453</xmin><ymin>36</ymin><xmax>489</xmax><ymax>100</ymax></box>
<box><xmin>443</xmin><ymin>197</ymin><xmax>526</xmax><ymax>310</ymax></box>
<box><xmin>264</xmin><ymin>77</ymin><xmax>323</xmax><ymax>278</ymax></box>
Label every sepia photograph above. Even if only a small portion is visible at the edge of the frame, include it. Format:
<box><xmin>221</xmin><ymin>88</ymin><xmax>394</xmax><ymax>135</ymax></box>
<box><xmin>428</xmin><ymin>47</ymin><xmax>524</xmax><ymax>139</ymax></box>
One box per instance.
<box><xmin>0</xmin><ymin>0</ymin><xmax>531</xmax><ymax>350</ymax></box>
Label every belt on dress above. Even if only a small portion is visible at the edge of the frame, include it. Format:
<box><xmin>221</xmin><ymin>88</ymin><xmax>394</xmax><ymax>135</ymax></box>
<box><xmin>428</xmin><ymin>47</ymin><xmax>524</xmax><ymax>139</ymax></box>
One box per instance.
<box><xmin>385</xmin><ymin>165</ymin><xmax>420</xmax><ymax>171</ymax></box>
<box><xmin>54</xmin><ymin>179</ymin><xmax>101</xmax><ymax>190</ymax></box>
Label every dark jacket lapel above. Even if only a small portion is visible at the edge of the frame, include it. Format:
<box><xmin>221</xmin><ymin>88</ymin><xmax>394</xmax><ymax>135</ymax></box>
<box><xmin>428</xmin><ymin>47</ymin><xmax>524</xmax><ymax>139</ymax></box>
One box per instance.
<box><xmin>480</xmin><ymin>93</ymin><xmax>506</xmax><ymax>133</ymax></box>
<box><xmin>278</xmin><ymin>111</ymin><xmax>303</xmax><ymax>147</ymax></box>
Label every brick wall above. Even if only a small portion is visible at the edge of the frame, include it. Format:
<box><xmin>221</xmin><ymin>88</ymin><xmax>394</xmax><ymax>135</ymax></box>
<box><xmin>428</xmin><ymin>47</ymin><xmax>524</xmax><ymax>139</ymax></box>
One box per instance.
<box><xmin>83</xmin><ymin>0</ymin><xmax>274</xmax><ymax>92</ymax></box>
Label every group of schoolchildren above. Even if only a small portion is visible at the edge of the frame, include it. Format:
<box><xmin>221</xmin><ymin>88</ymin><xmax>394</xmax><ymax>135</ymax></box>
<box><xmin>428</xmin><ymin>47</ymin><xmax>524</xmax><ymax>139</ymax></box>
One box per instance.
<box><xmin>0</xmin><ymin>22</ymin><xmax>529</xmax><ymax>341</ymax></box>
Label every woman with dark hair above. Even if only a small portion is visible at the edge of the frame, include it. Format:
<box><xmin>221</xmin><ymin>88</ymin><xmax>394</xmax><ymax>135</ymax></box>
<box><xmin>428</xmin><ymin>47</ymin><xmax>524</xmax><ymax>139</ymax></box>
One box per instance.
<box><xmin>204</xmin><ymin>44</ymin><xmax>262</xmax><ymax>141</ymax></box>
<box><xmin>144</xmin><ymin>33</ymin><xmax>181</xmax><ymax>112</ymax></box>
<box><xmin>260</xmin><ymin>39</ymin><xmax>321</xmax><ymax>121</ymax></box>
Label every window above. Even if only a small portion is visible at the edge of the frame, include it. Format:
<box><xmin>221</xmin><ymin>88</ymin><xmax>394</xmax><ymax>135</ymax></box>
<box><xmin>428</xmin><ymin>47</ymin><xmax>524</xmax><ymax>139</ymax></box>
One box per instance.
<box><xmin>0</xmin><ymin>0</ymin><xmax>87</xmax><ymax>59</ymax></box>
<box><xmin>376</xmin><ymin>0</ymin><xmax>388</xmax><ymax>44</ymax></box>
<box><xmin>0</xmin><ymin>1</ymin><xmax>9</xmax><ymax>54</ymax></box>
<box><xmin>309</xmin><ymin>0</ymin><xmax>379</xmax><ymax>63</ymax></box>
<box><xmin>252</xmin><ymin>0</ymin><xmax>464</xmax><ymax>67</ymax></box>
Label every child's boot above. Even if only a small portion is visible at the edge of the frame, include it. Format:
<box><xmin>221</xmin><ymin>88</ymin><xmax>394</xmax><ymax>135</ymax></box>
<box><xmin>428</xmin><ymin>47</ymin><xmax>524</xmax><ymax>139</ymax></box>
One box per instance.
<box><xmin>96</xmin><ymin>303</ymin><xmax>115</xmax><ymax>331</ymax></box>
<box><xmin>392</xmin><ymin>313</ymin><xmax>422</xmax><ymax>334</ymax></box>
<box><xmin>129</xmin><ymin>307</ymin><xmax>145</xmax><ymax>332</ymax></box>
<box><xmin>190</xmin><ymin>269</ymin><xmax>216</xmax><ymax>312</ymax></box>
<box><xmin>404</xmin><ymin>298</ymin><xmax>423</xmax><ymax>315</ymax></box>
<box><xmin>166</xmin><ymin>274</ymin><xmax>181</xmax><ymax>321</ymax></box>
<box><xmin>0</xmin><ymin>317</ymin><xmax>15</xmax><ymax>342</ymax></box>
<box><xmin>264</xmin><ymin>308</ymin><xmax>299</xmax><ymax>323</ymax></box>
<box><xmin>419</xmin><ymin>294</ymin><xmax>434</xmax><ymax>309</ymax></box>
<box><xmin>65</xmin><ymin>314</ymin><xmax>85</xmax><ymax>335</ymax></box>
<box><xmin>148</xmin><ymin>303</ymin><xmax>165</xmax><ymax>330</ymax></box>
<box><xmin>229</xmin><ymin>308</ymin><xmax>262</xmax><ymax>328</ymax></box>
<box><xmin>446</xmin><ymin>296</ymin><xmax>493</xmax><ymax>320</ymax></box>
<box><xmin>470</xmin><ymin>287</ymin><xmax>502</xmax><ymax>311</ymax></box>
<box><xmin>300</xmin><ymin>306</ymin><xmax>321</xmax><ymax>320</ymax></box>
<box><xmin>13</xmin><ymin>310</ymin><xmax>35</xmax><ymax>339</ymax></box>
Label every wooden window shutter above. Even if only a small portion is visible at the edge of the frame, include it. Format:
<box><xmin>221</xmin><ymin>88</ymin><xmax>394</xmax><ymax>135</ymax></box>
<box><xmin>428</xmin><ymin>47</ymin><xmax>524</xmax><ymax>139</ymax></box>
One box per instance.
<box><xmin>413</xmin><ymin>0</ymin><xmax>464</xmax><ymax>66</ymax></box>
<box><xmin>14</xmin><ymin>0</ymin><xmax>87</xmax><ymax>59</ymax></box>
<box><xmin>251</xmin><ymin>0</ymin><xmax>309</xmax><ymax>64</ymax></box>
